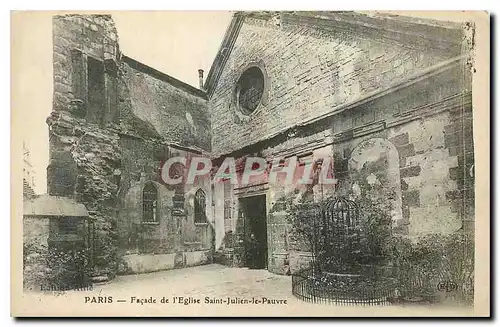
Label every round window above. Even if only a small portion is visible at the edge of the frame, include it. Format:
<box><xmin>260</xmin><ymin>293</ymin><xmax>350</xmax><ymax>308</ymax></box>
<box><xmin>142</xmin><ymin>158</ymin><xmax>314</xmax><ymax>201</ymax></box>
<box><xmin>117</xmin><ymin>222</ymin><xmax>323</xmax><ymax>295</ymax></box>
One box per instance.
<box><xmin>236</xmin><ymin>66</ymin><xmax>265</xmax><ymax>115</ymax></box>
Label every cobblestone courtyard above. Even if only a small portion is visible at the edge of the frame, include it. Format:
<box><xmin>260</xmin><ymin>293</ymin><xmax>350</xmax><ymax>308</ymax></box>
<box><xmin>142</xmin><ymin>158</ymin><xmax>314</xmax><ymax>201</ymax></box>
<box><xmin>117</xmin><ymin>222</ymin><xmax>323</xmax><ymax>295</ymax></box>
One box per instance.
<box><xmin>100</xmin><ymin>264</ymin><xmax>294</xmax><ymax>300</ymax></box>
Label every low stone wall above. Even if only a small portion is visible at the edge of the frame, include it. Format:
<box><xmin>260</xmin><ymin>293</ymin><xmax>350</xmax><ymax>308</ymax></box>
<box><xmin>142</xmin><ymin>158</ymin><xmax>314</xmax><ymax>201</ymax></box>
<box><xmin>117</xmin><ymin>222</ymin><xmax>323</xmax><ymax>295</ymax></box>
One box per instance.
<box><xmin>185</xmin><ymin>250</ymin><xmax>211</xmax><ymax>267</ymax></box>
<box><xmin>121</xmin><ymin>250</ymin><xmax>212</xmax><ymax>274</ymax></box>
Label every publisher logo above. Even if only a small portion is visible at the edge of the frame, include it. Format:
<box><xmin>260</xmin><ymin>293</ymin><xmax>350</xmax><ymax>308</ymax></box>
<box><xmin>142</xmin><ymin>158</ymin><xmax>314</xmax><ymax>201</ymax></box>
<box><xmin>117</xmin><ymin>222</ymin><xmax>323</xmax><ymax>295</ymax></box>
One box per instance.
<box><xmin>437</xmin><ymin>281</ymin><xmax>458</xmax><ymax>292</ymax></box>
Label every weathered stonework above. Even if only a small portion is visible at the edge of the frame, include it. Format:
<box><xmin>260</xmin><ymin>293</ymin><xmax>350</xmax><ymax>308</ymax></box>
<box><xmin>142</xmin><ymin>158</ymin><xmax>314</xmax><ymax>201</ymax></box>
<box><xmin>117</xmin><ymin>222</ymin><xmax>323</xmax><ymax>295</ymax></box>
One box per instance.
<box><xmin>208</xmin><ymin>12</ymin><xmax>463</xmax><ymax>157</ymax></box>
<box><xmin>207</xmin><ymin>12</ymin><xmax>473</xmax><ymax>274</ymax></box>
<box><xmin>48</xmin><ymin>12</ymin><xmax>474</xmax><ymax>278</ymax></box>
<box><xmin>23</xmin><ymin>218</ymin><xmax>50</xmax><ymax>247</ymax></box>
<box><xmin>49</xmin><ymin>14</ymin><xmax>212</xmax><ymax>279</ymax></box>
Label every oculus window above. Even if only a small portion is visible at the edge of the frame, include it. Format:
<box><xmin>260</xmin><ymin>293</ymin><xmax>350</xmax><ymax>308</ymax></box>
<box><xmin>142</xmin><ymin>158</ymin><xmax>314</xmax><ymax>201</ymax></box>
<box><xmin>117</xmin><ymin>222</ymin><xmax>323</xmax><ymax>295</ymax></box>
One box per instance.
<box><xmin>236</xmin><ymin>66</ymin><xmax>265</xmax><ymax>115</ymax></box>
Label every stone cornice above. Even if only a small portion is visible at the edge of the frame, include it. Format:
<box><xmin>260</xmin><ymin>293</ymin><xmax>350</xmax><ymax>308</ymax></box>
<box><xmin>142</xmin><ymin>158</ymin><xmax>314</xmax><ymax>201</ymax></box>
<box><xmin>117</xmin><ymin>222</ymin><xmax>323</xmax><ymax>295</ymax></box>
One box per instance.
<box><xmin>281</xmin><ymin>11</ymin><xmax>464</xmax><ymax>53</ymax></box>
<box><xmin>211</xmin><ymin>56</ymin><xmax>470</xmax><ymax>161</ymax></box>
<box><xmin>303</xmin><ymin>55</ymin><xmax>467</xmax><ymax>127</ymax></box>
<box><xmin>204</xmin><ymin>11</ymin><xmax>465</xmax><ymax>98</ymax></box>
<box><xmin>261</xmin><ymin>91</ymin><xmax>471</xmax><ymax>160</ymax></box>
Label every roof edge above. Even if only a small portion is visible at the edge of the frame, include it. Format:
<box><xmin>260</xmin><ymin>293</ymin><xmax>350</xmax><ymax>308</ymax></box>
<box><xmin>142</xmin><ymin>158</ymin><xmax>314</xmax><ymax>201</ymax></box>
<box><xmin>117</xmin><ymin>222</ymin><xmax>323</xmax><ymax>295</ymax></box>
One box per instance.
<box><xmin>203</xmin><ymin>12</ymin><xmax>245</xmax><ymax>98</ymax></box>
<box><xmin>203</xmin><ymin>11</ymin><xmax>466</xmax><ymax>98</ymax></box>
<box><xmin>122</xmin><ymin>55</ymin><xmax>208</xmax><ymax>100</ymax></box>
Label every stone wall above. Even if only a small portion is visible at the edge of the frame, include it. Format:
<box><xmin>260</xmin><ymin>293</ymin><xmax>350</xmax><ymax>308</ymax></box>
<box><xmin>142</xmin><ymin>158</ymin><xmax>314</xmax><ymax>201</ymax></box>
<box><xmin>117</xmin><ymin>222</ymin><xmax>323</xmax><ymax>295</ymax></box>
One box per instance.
<box><xmin>50</xmin><ymin>14</ymin><xmax>212</xmax><ymax>278</ymax></box>
<box><xmin>50</xmin><ymin>14</ymin><xmax>121</xmax><ymax>279</ymax></box>
<box><xmin>209</xmin><ymin>12</ymin><xmax>463</xmax><ymax>156</ymax></box>
<box><xmin>120</xmin><ymin>57</ymin><xmax>210</xmax><ymax>151</ymax></box>
<box><xmin>49</xmin><ymin>12</ymin><xmax>473</xmax><ymax>278</ymax></box>
<box><xmin>207</xmin><ymin>13</ymin><xmax>472</xmax><ymax>273</ymax></box>
<box><xmin>232</xmin><ymin>92</ymin><xmax>473</xmax><ymax>275</ymax></box>
<box><xmin>122</xmin><ymin>250</ymin><xmax>212</xmax><ymax>274</ymax></box>
<box><xmin>117</xmin><ymin>144</ymin><xmax>214</xmax><ymax>263</ymax></box>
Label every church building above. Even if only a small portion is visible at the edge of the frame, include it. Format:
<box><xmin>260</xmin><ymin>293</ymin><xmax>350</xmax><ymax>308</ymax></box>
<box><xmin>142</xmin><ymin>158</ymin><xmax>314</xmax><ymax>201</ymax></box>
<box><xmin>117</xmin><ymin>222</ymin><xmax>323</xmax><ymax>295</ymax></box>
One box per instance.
<box><xmin>46</xmin><ymin>12</ymin><xmax>474</xmax><ymax>280</ymax></box>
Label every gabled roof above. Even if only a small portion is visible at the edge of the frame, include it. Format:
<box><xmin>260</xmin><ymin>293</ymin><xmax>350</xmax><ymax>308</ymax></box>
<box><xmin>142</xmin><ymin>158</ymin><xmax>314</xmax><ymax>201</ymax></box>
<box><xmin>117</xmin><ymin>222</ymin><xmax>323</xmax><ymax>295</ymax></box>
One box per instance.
<box><xmin>204</xmin><ymin>11</ymin><xmax>466</xmax><ymax>98</ymax></box>
<box><xmin>23</xmin><ymin>194</ymin><xmax>89</xmax><ymax>218</ymax></box>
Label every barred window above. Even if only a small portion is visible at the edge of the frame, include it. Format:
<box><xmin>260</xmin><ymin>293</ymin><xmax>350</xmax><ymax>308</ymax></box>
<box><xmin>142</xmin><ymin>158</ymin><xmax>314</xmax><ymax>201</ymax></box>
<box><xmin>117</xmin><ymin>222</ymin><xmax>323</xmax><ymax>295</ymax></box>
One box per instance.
<box><xmin>194</xmin><ymin>189</ymin><xmax>207</xmax><ymax>224</ymax></box>
<box><xmin>143</xmin><ymin>182</ymin><xmax>158</xmax><ymax>223</ymax></box>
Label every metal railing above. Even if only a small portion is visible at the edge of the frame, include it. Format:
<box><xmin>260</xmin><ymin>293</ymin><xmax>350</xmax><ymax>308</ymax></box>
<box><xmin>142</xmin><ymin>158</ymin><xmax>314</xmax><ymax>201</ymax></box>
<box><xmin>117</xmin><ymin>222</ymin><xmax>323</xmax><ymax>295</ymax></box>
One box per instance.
<box><xmin>292</xmin><ymin>267</ymin><xmax>395</xmax><ymax>306</ymax></box>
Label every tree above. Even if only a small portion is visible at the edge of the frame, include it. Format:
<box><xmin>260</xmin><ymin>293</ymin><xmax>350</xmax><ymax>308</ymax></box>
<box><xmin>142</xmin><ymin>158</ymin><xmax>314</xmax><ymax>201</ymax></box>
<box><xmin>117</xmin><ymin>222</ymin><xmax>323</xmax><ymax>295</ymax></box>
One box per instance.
<box><xmin>288</xmin><ymin>195</ymin><xmax>392</xmax><ymax>273</ymax></box>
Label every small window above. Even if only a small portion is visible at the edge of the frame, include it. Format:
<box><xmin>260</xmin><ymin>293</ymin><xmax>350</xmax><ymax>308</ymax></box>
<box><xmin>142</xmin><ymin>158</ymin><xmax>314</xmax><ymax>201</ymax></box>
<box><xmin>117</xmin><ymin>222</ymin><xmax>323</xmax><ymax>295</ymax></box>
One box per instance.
<box><xmin>143</xmin><ymin>182</ymin><xmax>158</xmax><ymax>223</ymax></box>
<box><xmin>71</xmin><ymin>50</ymin><xmax>117</xmax><ymax>123</ymax></box>
<box><xmin>236</xmin><ymin>66</ymin><xmax>265</xmax><ymax>115</ymax></box>
<box><xmin>194</xmin><ymin>189</ymin><xmax>207</xmax><ymax>224</ymax></box>
<box><xmin>87</xmin><ymin>56</ymin><xmax>106</xmax><ymax>123</ymax></box>
<box><xmin>71</xmin><ymin>49</ymin><xmax>86</xmax><ymax>103</ymax></box>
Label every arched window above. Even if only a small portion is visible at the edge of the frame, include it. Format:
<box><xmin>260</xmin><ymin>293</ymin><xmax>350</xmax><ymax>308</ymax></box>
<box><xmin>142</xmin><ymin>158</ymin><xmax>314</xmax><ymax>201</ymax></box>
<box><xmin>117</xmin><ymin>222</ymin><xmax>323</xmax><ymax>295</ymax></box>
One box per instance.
<box><xmin>194</xmin><ymin>189</ymin><xmax>207</xmax><ymax>224</ymax></box>
<box><xmin>143</xmin><ymin>182</ymin><xmax>158</xmax><ymax>223</ymax></box>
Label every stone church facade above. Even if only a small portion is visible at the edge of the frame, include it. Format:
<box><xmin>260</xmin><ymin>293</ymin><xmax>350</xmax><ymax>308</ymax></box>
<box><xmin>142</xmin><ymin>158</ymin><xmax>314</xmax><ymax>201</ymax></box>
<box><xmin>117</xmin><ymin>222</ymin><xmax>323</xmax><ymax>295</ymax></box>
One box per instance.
<box><xmin>47</xmin><ymin>12</ymin><xmax>474</xmax><ymax>280</ymax></box>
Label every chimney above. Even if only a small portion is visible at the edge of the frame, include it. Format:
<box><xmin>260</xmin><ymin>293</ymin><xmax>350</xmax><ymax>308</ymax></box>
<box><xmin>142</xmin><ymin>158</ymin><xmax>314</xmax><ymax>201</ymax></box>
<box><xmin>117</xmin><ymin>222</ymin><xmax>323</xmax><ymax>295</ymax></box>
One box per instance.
<box><xmin>198</xmin><ymin>69</ymin><xmax>204</xmax><ymax>90</ymax></box>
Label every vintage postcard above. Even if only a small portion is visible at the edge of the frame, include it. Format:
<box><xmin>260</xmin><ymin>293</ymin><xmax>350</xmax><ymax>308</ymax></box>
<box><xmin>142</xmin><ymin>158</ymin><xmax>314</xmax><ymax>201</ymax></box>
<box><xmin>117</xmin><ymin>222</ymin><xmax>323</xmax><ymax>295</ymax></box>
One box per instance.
<box><xmin>11</xmin><ymin>10</ymin><xmax>490</xmax><ymax>317</ymax></box>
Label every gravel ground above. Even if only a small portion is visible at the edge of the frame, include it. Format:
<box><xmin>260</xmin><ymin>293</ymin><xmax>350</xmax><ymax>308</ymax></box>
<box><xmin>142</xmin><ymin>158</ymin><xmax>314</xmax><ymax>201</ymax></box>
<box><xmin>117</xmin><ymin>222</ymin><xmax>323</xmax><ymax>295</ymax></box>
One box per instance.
<box><xmin>17</xmin><ymin>264</ymin><xmax>475</xmax><ymax>317</ymax></box>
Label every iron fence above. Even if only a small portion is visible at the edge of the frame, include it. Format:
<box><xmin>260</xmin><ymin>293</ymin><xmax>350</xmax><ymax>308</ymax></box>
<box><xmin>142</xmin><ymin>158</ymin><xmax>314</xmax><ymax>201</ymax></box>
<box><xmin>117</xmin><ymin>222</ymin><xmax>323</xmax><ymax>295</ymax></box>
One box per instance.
<box><xmin>292</xmin><ymin>267</ymin><xmax>395</xmax><ymax>305</ymax></box>
<box><xmin>290</xmin><ymin>196</ymin><xmax>474</xmax><ymax>306</ymax></box>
